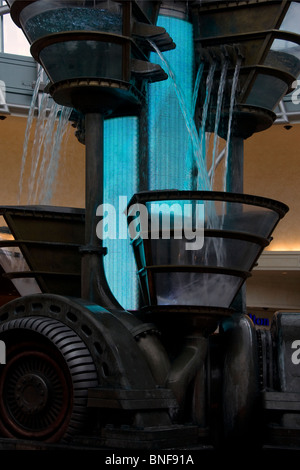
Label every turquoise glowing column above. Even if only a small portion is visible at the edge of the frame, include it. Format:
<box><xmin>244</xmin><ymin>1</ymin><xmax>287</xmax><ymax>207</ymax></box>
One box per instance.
<box><xmin>148</xmin><ymin>16</ymin><xmax>194</xmax><ymax>191</ymax></box>
<box><xmin>103</xmin><ymin>117</ymin><xmax>138</xmax><ymax>310</ymax></box>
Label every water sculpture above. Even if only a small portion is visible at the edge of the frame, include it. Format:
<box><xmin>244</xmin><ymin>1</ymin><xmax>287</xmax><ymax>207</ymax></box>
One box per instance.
<box><xmin>0</xmin><ymin>0</ymin><xmax>299</xmax><ymax>451</ymax></box>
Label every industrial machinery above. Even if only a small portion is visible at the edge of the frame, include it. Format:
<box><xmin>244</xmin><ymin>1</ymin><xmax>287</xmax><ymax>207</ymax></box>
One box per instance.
<box><xmin>0</xmin><ymin>0</ymin><xmax>299</xmax><ymax>451</ymax></box>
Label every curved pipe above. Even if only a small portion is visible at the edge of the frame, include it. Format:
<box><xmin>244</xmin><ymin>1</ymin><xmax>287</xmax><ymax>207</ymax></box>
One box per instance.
<box><xmin>109</xmin><ymin>309</ymin><xmax>171</xmax><ymax>386</ymax></box>
<box><xmin>167</xmin><ymin>335</ymin><xmax>208</xmax><ymax>424</ymax></box>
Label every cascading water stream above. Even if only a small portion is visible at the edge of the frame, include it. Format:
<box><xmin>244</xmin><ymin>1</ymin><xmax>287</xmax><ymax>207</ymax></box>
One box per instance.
<box><xmin>0</xmin><ymin>71</ymin><xmax>72</xmax><ymax>297</ymax></box>
<box><xmin>189</xmin><ymin>61</ymin><xmax>204</xmax><ymax>190</ymax></box>
<box><xmin>19</xmin><ymin>82</ymin><xmax>72</xmax><ymax>206</ymax></box>
<box><xmin>40</xmin><ymin>105</ymin><xmax>72</xmax><ymax>204</ymax></box>
<box><xmin>210</xmin><ymin>58</ymin><xmax>229</xmax><ymax>189</ymax></box>
<box><xmin>199</xmin><ymin>61</ymin><xmax>216</xmax><ymax>179</ymax></box>
<box><xmin>29</xmin><ymin>102</ymin><xmax>72</xmax><ymax>204</ymax></box>
<box><xmin>149</xmin><ymin>39</ymin><xmax>211</xmax><ymax>193</ymax></box>
<box><xmin>223</xmin><ymin>55</ymin><xmax>242</xmax><ymax>192</ymax></box>
<box><xmin>18</xmin><ymin>65</ymin><xmax>43</xmax><ymax>204</ymax></box>
<box><xmin>27</xmin><ymin>92</ymin><xmax>52</xmax><ymax>203</ymax></box>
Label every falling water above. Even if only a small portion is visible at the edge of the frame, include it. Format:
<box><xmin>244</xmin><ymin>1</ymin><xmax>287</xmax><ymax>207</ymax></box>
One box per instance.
<box><xmin>27</xmin><ymin>92</ymin><xmax>52</xmax><ymax>202</ymax></box>
<box><xmin>199</xmin><ymin>61</ymin><xmax>216</xmax><ymax>174</ymax></box>
<box><xmin>19</xmin><ymin>83</ymin><xmax>72</xmax><ymax>205</ymax></box>
<box><xmin>18</xmin><ymin>65</ymin><xmax>43</xmax><ymax>203</ymax></box>
<box><xmin>189</xmin><ymin>61</ymin><xmax>204</xmax><ymax>188</ymax></box>
<box><xmin>149</xmin><ymin>39</ymin><xmax>211</xmax><ymax>192</ymax></box>
<box><xmin>223</xmin><ymin>56</ymin><xmax>242</xmax><ymax>192</ymax></box>
<box><xmin>39</xmin><ymin>105</ymin><xmax>72</xmax><ymax>204</ymax></box>
<box><xmin>29</xmin><ymin>102</ymin><xmax>72</xmax><ymax>204</ymax></box>
<box><xmin>0</xmin><ymin>72</ymin><xmax>72</xmax><ymax>297</ymax></box>
<box><xmin>192</xmin><ymin>61</ymin><xmax>205</xmax><ymax>115</ymax></box>
<box><xmin>210</xmin><ymin>59</ymin><xmax>229</xmax><ymax>189</ymax></box>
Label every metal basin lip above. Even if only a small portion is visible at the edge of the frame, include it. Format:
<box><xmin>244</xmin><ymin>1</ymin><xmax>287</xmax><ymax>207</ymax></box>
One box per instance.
<box><xmin>0</xmin><ymin>205</ymin><xmax>84</xmax><ymax>218</ymax></box>
<box><xmin>127</xmin><ymin>190</ymin><xmax>289</xmax><ymax>219</ymax></box>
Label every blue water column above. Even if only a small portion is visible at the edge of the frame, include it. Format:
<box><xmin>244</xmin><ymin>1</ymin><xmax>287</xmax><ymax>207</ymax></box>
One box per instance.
<box><xmin>148</xmin><ymin>15</ymin><xmax>194</xmax><ymax>191</ymax></box>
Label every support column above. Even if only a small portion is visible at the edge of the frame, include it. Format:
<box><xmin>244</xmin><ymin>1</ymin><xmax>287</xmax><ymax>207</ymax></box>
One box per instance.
<box><xmin>226</xmin><ymin>136</ymin><xmax>247</xmax><ymax>314</ymax></box>
<box><xmin>225</xmin><ymin>136</ymin><xmax>244</xmax><ymax>193</ymax></box>
<box><xmin>81</xmin><ymin>112</ymin><xmax>121</xmax><ymax>309</ymax></box>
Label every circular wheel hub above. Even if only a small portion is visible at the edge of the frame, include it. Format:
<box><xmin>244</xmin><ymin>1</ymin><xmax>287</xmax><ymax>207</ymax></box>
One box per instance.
<box><xmin>0</xmin><ymin>348</ymin><xmax>70</xmax><ymax>439</ymax></box>
<box><xmin>0</xmin><ymin>314</ymin><xmax>98</xmax><ymax>442</ymax></box>
<box><xmin>15</xmin><ymin>373</ymin><xmax>48</xmax><ymax>414</ymax></box>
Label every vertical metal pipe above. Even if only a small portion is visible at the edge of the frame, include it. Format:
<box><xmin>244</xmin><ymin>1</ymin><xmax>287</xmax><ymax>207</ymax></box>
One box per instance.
<box><xmin>225</xmin><ymin>136</ymin><xmax>244</xmax><ymax>193</ymax></box>
<box><xmin>226</xmin><ymin>135</ymin><xmax>247</xmax><ymax>314</ymax></box>
<box><xmin>81</xmin><ymin>112</ymin><xmax>121</xmax><ymax>309</ymax></box>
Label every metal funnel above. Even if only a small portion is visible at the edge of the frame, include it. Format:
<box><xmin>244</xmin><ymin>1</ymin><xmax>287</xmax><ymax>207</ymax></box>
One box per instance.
<box><xmin>127</xmin><ymin>190</ymin><xmax>288</xmax><ymax>332</ymax></box>
<box><xmin>190</xmin><ymin>0</ymin><xmax>300</xmax><ymax>138</ymax></box>
<box><xmin>6</xmin><ymin>0</ymin><xmax>175</xmax><ymax>114</ymax></box>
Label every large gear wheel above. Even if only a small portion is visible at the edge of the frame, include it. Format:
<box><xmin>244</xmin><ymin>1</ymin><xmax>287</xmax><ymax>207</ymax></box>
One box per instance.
<box><xmin>0</xmin><ymin>316</ymin><xmax>98</xmax><ymax>442</ymax></box>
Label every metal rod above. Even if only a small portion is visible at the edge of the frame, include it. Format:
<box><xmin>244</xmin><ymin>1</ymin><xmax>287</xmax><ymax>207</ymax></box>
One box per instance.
<box><xmin>225</xmin><ymin>136</ymin><xmax>244</xmax><ymax>193</ymax></box>
<box><xmin>81</xmin><ymin>112</ymin><xmax>121</xmax><ymax>309</ymax></box>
